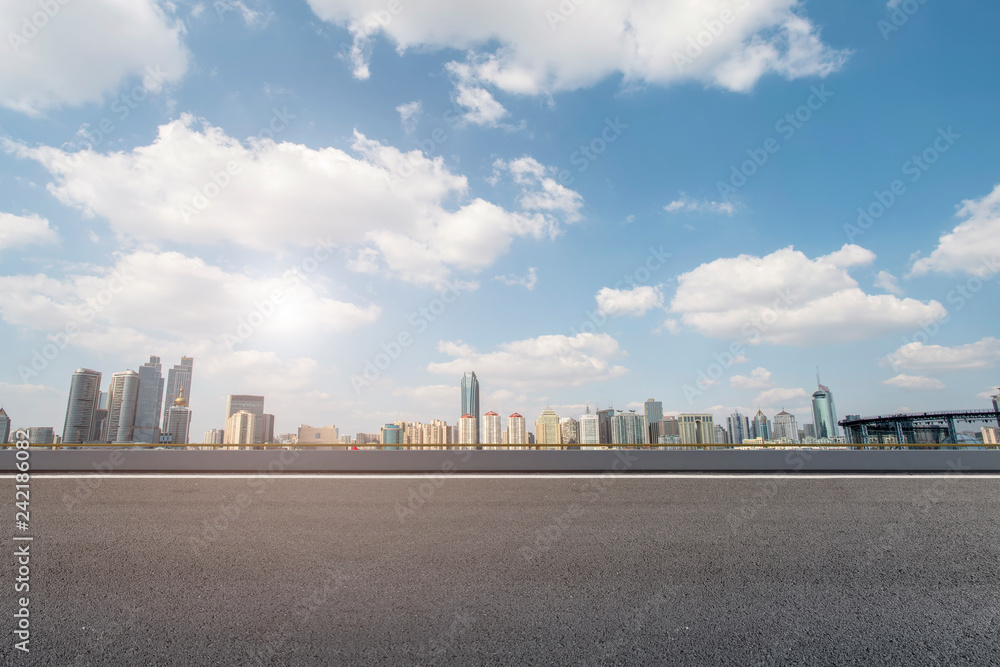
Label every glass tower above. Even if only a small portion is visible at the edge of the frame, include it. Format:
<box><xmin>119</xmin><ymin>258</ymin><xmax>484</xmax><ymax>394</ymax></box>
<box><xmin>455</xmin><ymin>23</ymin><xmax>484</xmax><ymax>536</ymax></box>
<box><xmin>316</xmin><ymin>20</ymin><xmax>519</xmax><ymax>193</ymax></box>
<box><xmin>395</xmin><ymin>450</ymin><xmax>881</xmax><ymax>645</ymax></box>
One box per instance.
<box><xmin>134</xmin><ymin>355</ymin><xmax>164</xmax><ymax>444</ymax></box>
<box><xmin>460</xmin><ymin>371</ymin><xmax>480</xmax><ymax>444</ymax></box>
<box><xmin>62</xmin><ymin>368</ymin><xmax>102</xmax><ymax>444</ymax></box>
<box><xmin>811</xmin><ymin>376</ymin><xmax>839</xmax><ymax>439</ymax></box>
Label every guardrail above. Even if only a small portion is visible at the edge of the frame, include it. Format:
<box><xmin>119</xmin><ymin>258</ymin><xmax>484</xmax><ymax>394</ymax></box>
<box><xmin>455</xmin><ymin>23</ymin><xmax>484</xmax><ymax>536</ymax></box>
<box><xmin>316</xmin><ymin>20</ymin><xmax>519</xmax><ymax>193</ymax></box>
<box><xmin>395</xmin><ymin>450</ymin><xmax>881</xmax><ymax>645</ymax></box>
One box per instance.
<box><xmin>2</xmin><ymin>444</ymin><xmax>998</xmax><ymax>473</ymax></box>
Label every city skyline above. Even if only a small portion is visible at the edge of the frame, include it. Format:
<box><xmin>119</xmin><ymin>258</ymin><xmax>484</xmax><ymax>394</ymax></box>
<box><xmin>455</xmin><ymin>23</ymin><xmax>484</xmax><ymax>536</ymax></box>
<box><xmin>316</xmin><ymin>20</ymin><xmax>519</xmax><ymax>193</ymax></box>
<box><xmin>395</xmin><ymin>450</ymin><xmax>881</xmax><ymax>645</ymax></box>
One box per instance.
<box><xmin>1</xmin><ymin>2</ymin><xmax>999</xmax><ymax>439</ymax></box>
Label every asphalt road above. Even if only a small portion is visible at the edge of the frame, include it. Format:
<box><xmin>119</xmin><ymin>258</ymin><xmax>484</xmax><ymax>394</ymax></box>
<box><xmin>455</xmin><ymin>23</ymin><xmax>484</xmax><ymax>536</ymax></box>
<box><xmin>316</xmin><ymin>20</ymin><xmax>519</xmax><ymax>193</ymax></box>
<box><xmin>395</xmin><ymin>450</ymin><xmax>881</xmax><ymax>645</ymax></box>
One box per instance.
<box><xmin>2</xmin><ymin>475</ymin><xmax>999</xmax><ymax>666</ymax></box>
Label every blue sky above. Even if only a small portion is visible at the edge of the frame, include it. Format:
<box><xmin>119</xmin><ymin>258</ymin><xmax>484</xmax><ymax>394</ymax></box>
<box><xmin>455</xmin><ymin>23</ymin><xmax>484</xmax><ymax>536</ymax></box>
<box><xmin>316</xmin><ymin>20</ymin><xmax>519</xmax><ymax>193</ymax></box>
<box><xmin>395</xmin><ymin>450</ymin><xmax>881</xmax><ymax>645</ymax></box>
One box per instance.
<box><xmin>1</xmin><ymin>0</ymin><xmax>999</xmax><ymax>439</ymax></box>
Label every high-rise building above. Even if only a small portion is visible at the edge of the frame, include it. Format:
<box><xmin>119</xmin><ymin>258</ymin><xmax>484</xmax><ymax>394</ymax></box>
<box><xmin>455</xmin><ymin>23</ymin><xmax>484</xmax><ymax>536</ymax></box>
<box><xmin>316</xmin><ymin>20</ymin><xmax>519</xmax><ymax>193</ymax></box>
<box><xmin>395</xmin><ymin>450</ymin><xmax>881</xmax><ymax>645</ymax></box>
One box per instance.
<box><xmin>611</xmin><ymin>411</ymin><xmax>646</xmax><ymax>445</ymax></box>
<box><xmin>726</xmin><ymin>412</ymin><xmax>751</xmax><ymax>445</ymax></box>
<box><xmin>803</xmin><ymin>423</ymin><xmax>816</xmax><ymax>440</ymax></box>
<box><xmin>982</xmin><ymin>427</ymin><xmax>1000</xmax><ymax>445</ymax></box>
<box><xmin>226</xmin><ymin>395</ymin><xmax>265</xmax><ymax>444</ymax></box>
<box><xmin>298</xmin><ymin>425</ymin><xmax>339</xmax><ymax>444</ymax></box>
<box><xmin>560</xmin><ymin>417</ymin><xmax>580</xmax><ymax>444</ymax></box>
<box><xmin>163</xmin><ymin>387</ymin><xmax>191</xmax><ymax>445</ymax></box>
<box><xmin>596</xmin><ymin>408</ymin><xmax>614</xmax><ymax>444</ymax></box>
<box><xmin>535</xmin><ymin>408</ymin><xmax>561</xmax><ymax>445</ymax></box>
<box><xmin>260</xmin><ymin>414</ymin><xmax>275</xmax><ymax>444</ymax></box>
<box><xmin>426</xmin><ymin>419</ymin><xmax>450</xmax><ymax>444</ymax></box>
<box><xmin>27</xmin><ymin>427</ymin><xmax>54</xmax><ymax>445</ymax></box>
<box><xmin>162</xmin><ymin>357</ymin><xmax>194</xmax><ymax>431</ymax></box>
<box><xmin>204</xmin><ymin>428</ymin><xmax>224</xmax><ymax>445</ymax></box>
<box><xmin>133</xmin><ymin>355</ymin><xmax>165</xmax><ymax>444</ymax></box>
<box><xmin>811</xmin><ymin>375</ymin><xmax>839</xmax><ymax>439</ymax></box>
<box><xmin>643</xmin><ymin>399</ymin><xmax>663</xmax><ymax>445</ymax></box>
<box><xmin>991</xmin><ymin>389</ymin><xmax>1000</xmax><ymax>427</ymax></box>
<box><xmin>482</xmin><ymin>411</ymin><xmax>502</xmax><ymax>444</ymax></box>
<box><xmin>460</xmin><ymin>372</ymin><xmax>480</xmax><ymax>444</ymax></box>
<box><xmin>579</xmin><ymin>409</ymin><xmax>599</xmax><ymax>445</ymax></box>
<box><xmin>678</xmin><ymin>414</ymin><xmax>715</xmax><ymax>444</ymax></box>
<box><xmin>458</xmin><ymin>414</ymin><xmax>478</xmax><ymax>445</ymax></box>
<box><xmin>104</xmin><ymin>370</ymin><xmax>140</xmax><ymax>443</ymax></box>
<box><xmin>62</xmin><ymin>368</ymin><xmax>102</xmax><ymax>444</ymax></box>
<box><xmin>0</xmin><ymin>408</ymin><xmax>10</xmax><ymax>445</ymax></box>
<box><xmin>659</xmin><ymin>416</ymin><xmax>679</xmax><ymax>438</ymax></box>
<box><xmin>225</xmin><ymin>410</ymin><xmax>256</xmax><ymax>445</ymax></box>
<box><xmin>773</xmin><ymin>410</ymin><xmax>799</xmax><ymax>442</ymax></box>
<box><xmin>714</xmin><ymin>424</ymin><xmax>729</xmax><ymax>445</ymax></box>
<box><xmin>751</xmin><ymin>409</ymin><xmax>772</xmax><ymax>440</ymax></box>
<box><xmin>507</xmin><ymin>413</ymin><xmax>526</xmax><ymax>445</ymax></box>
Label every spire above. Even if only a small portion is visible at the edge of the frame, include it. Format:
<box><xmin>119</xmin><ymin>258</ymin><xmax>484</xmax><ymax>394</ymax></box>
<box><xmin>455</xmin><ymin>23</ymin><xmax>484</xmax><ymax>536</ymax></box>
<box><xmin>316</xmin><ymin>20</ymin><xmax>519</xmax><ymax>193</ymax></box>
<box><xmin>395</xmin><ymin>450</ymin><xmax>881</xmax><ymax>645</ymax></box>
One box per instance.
<box><xmin>173</xmin><ymin>385</ymin><xmax>187</xmax><ymax>407</ymax></box>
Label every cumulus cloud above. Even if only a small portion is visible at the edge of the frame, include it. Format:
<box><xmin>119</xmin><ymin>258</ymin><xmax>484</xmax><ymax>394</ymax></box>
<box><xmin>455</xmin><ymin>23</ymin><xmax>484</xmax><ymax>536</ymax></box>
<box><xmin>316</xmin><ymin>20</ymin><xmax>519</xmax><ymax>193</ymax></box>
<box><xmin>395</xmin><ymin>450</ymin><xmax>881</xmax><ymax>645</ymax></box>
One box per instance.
<box><xmin>8</xmin><ymin>115</ymin><xmax>582</xmax><ymax>286</ymax></box>
<box><xmin>670</xmin><ymin>244</ymin><xmax>946</xmax><ymax>345</ymax></box>
<box><xmin>730</xmin><ymin>366</ymin><xmax>773</xmax><ymax>389</ymax></box>
<box><xmin>882</xmin><ymin>337</ymin><xmax>1000</xmax><ymax>371</ymax></box>
<box><xmin>873</xmin><ymin>270</ymin><xmax>902</xmax><ymax>295</ymax></box>
<box><xmin>0</xmin><ymin>0</ymin><xmax>188</xmax><ymax>115</ymax></box>
<box><xmin>396</xmin><ymin>100</ymin><xmax>422</xmax><ymax>133</ymax></box>
<box><xmin>910</xmin><ymin>183</ymin><xmax>1000</xmax><ymax>277</ymax></box>
<box><xmin>882</xmin><ymin>374</ymin><xmax>945</xmax><ymax>390</ymax></box>
<box><xmin>391</xmin><ymin>384</ymin><xmax>457</xmax><ymax>406</ymax></box>
<box><xmin>493</xmin><ymin>267</ymin><xmax>537</xmax><ymax>290</ymax></box>
<box><xmin>427</xmin><ymin>333</ymin><xmax>628</xmax><ymax>388</ymax></box>
<box><xmin>664</xmin><ymin>196</ymin><xmax>734</xmax><ymax>215</ymax></box>
<box><xmin>0</xmin><ymin>212</ymin><xmax>58</xmax><ymax>250</ymax></box>
<box><xmin>596</xmin><ymin>285</ymin><xmax>663</xmax><ymax>317</ymax></box>
<box><xmin>755</xmin><ymin>387</ymin><xmax>808</xmax><ymax>405</ymax></box>
<box><xmin>307</xmin><ymin>0</ymin><xmax>848</xmax><ymax>97</ymax></box>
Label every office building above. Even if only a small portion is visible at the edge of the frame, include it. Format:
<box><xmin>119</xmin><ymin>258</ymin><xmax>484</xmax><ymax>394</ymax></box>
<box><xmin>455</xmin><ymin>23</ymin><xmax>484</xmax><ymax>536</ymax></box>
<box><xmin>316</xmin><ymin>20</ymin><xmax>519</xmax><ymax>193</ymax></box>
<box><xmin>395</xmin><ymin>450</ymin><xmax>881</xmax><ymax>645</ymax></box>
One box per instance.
<box><xmin>163</xmin><ymin>387</ymin><xmax>191</xmax><ymax>445</ymax></box>
<box><xmin>27</xmin><ymin>427</ymin><xmax>54</xmax><ymax>445</ymax></box>
<box><xmin>596</xmin><ymin>408</ymin><xmax>614</xmax><ymax>444</ymax></box>
<box><xmin>535</xmin><ymin>408</ymin><xmax>561</xmax><ymax>445</ymax></box>
<box><xmin>579</xmin><ymin>409</ymin><xmax>599</xmax><ymax>445</ymax></box>
<box><xmin>461</xmin><ymin>371</ymin><xmax>480</xmax><ymax>444</ymax></box>
<box><xmin>204</xmin><ymin>429</ymin><xmax>224</xmax><ymax>445</ymax></box>
<box><xmin>0</xmin><ymin>407</ymin><xmax>8</xmax><ymax>444</ymax></box>
<box><xmin>751</xmin><ymin>409</ymin><xmax>772</xmax><ymax>440</ymax></box>
<box><xmin>507</xmin><ymin>413</ymin><xmax>526</xmax><ymax>445</ymax></box>
<box><xmin>482</xmin><ymin>411</ymin><xmax>502</xmax><ymax>444</ymax></box>
<box><xmin>714</xmin><ymin>424</ymin><xmax>729</xmax><ymax>445</ymax></box>
<box><xmin>773</xmin><ymin>410</ymin><xmax>799</xmax><ymax>443</ymax></box>
<box><xmin>726</xmin><ymin>412</ymin><xmax>751</xmax><ymax>446</ymax></box>
<box><xmin>380</xmin><ymin>424</ymin><xmax>403</xmax><ymax>446</ymax></box>
<box><xmin>62</xmin><ymin>368</ymin><xmax>102</xmax><ymax>444</ymax></box>
<box><xmin>803</xmin><ymin>423</ymin><xmax>816</xmax><ymax>440</ymax></box>
<box><xmin>162</xmin><ymin>357</ymin><xmax>193</xmax><ymax>431</ymax></box>
<box><xmin>226</xmin><ymin>395</ymin><xmax>265</xmax><ymax>444</ymax></box>
<box><xmin>225</xmin><ymin>410</ymin><xmax>256</xmax><ymax>445</ymax></box>
<box><xmin>298</xmin><ymin>425</ymin><xmax>339</xmax><ymax>444</ymax></box>
<box><xmin>104</xmin><ymin>370</ymin><xmax>140</xmax><ymax>443</ymax></box>
<box><xmin>982</xmin><ymin>427</ymin><xmax>1000</xmax><ymax>445</ymax></box>
<box><xmin>678</xmin><ymin>414</ymin><xmax>715</xmax><ymax>444</ymax></box>
<box><xmin>611</xmin><ymin>411</ymin><xmax>646</xmax><ymax>445</ymax></box>
<box><xmin>560</xmin><ymin>417</ymin><xmax>580</xmax><ymax>445</ymax></box>
<box><xmin>133</xmin><ymin>355</ymin><xmax>164</xmax><ymax>444</ymax></box>
<box><xmin>260</xmin><ymin>413</ymin><xmax>275</xmax><ymax>444</ymax></box>
<box><xmin>812</xmin><ymin>375</ymin><xmax>839</xmax><ymax>439</ymax></box>
<box><xmin>644</xmin><ymin>399</ymin><xmax>663</xmax><ymax>445</ymax></box>
<box><xmin>659</xmin><ymin>416</ymin><xmax>679</xmax><ymax>439</ymax></box>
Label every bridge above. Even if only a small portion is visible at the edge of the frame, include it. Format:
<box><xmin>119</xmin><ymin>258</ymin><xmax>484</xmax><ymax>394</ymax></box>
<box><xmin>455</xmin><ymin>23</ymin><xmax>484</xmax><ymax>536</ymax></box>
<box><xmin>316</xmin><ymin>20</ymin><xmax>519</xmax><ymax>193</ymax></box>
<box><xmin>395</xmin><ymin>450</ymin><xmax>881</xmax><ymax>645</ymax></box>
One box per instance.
<box><xmin>839</xmin><ymin>410</ymin><xmax>1000</xmax><ymax>445</ymax></box>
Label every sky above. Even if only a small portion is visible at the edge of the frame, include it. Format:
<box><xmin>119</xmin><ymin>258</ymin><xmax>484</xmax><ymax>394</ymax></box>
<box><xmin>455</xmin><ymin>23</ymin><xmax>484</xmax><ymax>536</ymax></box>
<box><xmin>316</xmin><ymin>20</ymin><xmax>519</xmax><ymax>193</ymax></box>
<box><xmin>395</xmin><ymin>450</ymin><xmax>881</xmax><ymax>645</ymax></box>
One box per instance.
<box><xmin>1</xmin><ymin>0</ymin><xmax>999</xmax><ymax>439</ymax></box>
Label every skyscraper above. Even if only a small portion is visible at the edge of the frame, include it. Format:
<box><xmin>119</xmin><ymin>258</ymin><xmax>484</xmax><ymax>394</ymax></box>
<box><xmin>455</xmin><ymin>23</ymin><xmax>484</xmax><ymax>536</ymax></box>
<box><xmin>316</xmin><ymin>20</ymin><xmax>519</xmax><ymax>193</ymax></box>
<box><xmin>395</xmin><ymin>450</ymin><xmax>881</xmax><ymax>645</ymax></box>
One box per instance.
<box><xmin>773</xmin><ymin>410</ymin><xmax>799</xmax><ymax>442</ymax></box>
<box><xmin>714</xmin><ymin>424</ymin><xmax>729</xmax><ymax>445</ymax></box>
<box><xmin>560</xmin><ymin>417</ymin><xmax>580</xmax><ymax>444</ymax></box>
<box><xmin>225</xmin><ymin>411</ymin><xmax>256</xmax><ymax>445</ymax></box>
<box><xmin>62</xmin><ymin>368</ymin><xmax>102</xmax><ymax>444</ymax></box>
<box><xmin>535</xmin><ymin>408</ymin><xmax>561</xmax><ymax>445</ymax></box>
<box><xmin>260</xmin><ymin>414</ymin><xmax>275</xmax><ymax>444</ymax></box>
<box><xmin>0</xmin><ymin>407</ymin><xmax>10</xmax><ymax>445</ymax></box>
<box><xmin>727</xmin><ymin>412</ymin><xmax>751</xmax><ymax>445</ymax></box>
<box><xmin>381</xmin><ymin>424</ymin><xmax>403</xmax><ymax>446</ymax></box>
<box><xmin>596</xmin><ymin>408</ymin><xmax>614</xmax><ymax>444</ymax></box>
<box><xmin>460</xmin><ymin>372</ymin><xmax>480</xmax><ymax>444</ymax></box>
<box><xmin>104</xmin><ymin>370</ymin><xmax>140</xmax><ymax>443</ymax></box>
<box><xmin>643</xmin><ymin>398</ymin><xmax>663</xmax><ymax>445</ymax></box>
<box><xmin>678</xmin><ymin>414</ymin><xmax>715</xmax><ymax>445</ymax></box>
<box><xmin>579</xmin><ymin>408</ymin><xmax>599</xmax><ymax>445</ymax></box>
<box><xmin>611</xmin><ymin>411</ymin><xmax>646</xmax><ymax>445</ymax></box>
<box><xmin>164</xmin><ymin>387</ymin><xmax>191</xmax><ymax>445</ymax></box>
<box><xmin>481</xmin><ymin>411</ymin><xmax>502</xmax><ymax>444</ymax></box>
<box><xmin>507</xmin><ymin>413</ymin><xmax>526</xmax><ymax>445</ymax></box>
<box><xmin>226</xmin><ymin>395</ymin><xmax>265</xmax><ymax>444</ymax></box>
<box><xmin>458</xmin><ymin>414</ymin><xmax>477</xmax><ymax>445</ymax></box>
<box><xmin>162</xmin><ymin>357</ymin><xmax>194</xmax><ymax>431</ymax></box>
<box><xmin>751</xmin><ymin>410</ymin><xmax>772</xmax><ymax>440</ymax></box>
<box><xmin>812</xmin><ymin>374</ymin><xmax>839</xmax><ymax>439</ymax></box>
<box><xmin>133</xmin><ymin>355</ymin><xmax>165</xmax><ymax>444</ymax></box>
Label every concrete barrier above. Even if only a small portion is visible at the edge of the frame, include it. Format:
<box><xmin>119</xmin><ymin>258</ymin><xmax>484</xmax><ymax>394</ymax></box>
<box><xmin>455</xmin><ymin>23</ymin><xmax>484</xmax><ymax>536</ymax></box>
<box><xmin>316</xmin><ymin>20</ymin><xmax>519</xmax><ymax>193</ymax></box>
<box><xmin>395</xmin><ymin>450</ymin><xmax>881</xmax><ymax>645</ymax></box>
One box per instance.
<box><xmin>2</xmin><ymin>449</ymin><xmax>998</xmax><ymax>473</ymax></box>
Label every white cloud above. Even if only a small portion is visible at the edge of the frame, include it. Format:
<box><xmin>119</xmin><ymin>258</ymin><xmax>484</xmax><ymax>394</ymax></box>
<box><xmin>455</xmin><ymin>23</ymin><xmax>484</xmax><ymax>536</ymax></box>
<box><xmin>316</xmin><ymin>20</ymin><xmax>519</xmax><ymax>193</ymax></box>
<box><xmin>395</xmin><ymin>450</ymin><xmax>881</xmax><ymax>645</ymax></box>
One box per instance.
<box><xmin>664</xmin><ymin>196</ymin><xmax>735</xmax><ymax>215</ymax></box>
<box><xmin>910</xmin><ymin>183</ymin><xmax>1000</xmax><ymax>277</ymax></box>
<box><xmin>396</xmin><ymin>100</ymin><xmax>422</xmax><ymax>133</ymax></box>
<box><xmin>596</xmin><ymin>284</ymin><xmax>663</xmax><ymax>317</ymax></box>
<box><xmin>882</xmin><ymin>337</ymin><xmax>1000</xmax><ymax>371</ymax></box>
<box><xmin>730</xmin><ymin>366</ymin><xmax>773</xmax><ymax>389</ymax></box>
<box><xmin>670</xmin><ymin>244</ymin><xmax>947</xmax><ymax>345</ymax></box>
<box><xmin>0</xmin><ymin>212</ymin><xmax>58</xmax><ymax>250</ymax></box>
<box><xmin>391</xmin><ymin>384</ymin><xmax>457</xmax><ymax>406</ymax></box>
<box><xmin>754</xmin><ymin>387</ymin><xmax>807</xmax><ymax>405</ymax></box>
<box><xmin>427</xmin><ymin>333</ymin><xmax>628</xmax><ymax>388</ymax></box>
<box><xmin>976</xmin><ymin>387</ymin><xmax>999</xmax><ymax>400</ymax></box>
<box><xmin>494</xmin><ymin>267</ymin><xmax>537</xmax><ymax>290</ymax></box>
<box><xmin>308</xmin><ymin>0</ymin><xmax>848</xmax><ymax>97</ymax></box>
<box><xmin>447</xmin><ymin>62</ymin><xmax>509</xmax><ymax>126</ymax></box>
<box><xmin>873</xmin><ymin>270</ymin><xmax>902</xmax><ymax>295</ymax></box>
<box><xmin>8</xmin><ymin>115</ymin><xmax>581</xmax><ymax>286</ymax></box>
<box><xmin>0</xmin><ymin>0</ymin><xmax>188</xmax><ymax>115</ymax></box>
<box><xmin>0</xmin><ymin>250</ymin><xmax>380</xmax><ymax>351</ymax></box>
<box><xmin>658</xmin><ymin>318</ymin><xmax>681</xmax><ymax>335</ymax></box>
<box><xmin>882</xmin><ymin>374</ymin><xmax>945</xmax><ymax>390</ymax></box>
